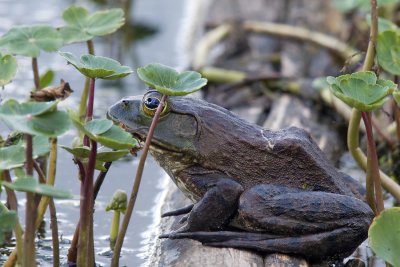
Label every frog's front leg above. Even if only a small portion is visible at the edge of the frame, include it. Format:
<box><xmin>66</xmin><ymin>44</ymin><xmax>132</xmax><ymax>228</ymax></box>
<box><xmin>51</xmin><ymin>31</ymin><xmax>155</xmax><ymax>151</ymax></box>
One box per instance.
<box><xmin>163</xmin><ymin>168</ymin><xmax>244</xmax><ymax>233</ymax></box>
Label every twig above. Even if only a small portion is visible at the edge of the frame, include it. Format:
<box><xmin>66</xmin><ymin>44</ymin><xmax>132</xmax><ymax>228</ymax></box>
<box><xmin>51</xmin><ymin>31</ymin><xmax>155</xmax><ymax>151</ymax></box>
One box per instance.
<box><xmin>111</xmin><ymin>95</ymin><xmax>168</xmax><ymax>267</ymax></box>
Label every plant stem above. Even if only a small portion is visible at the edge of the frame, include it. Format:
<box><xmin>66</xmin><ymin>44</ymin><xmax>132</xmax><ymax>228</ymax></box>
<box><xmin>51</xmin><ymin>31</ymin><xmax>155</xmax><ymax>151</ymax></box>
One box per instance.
<box><xmin>109</xmin><ymin>211</ymin><xmax>120</xmax><ymax>250</ymax></box>
<box><xmin>77</xmin><ymin>140</ymin><xmax>97</xmax><ymax>267</ymax></box>
<box><xmin>48</xmin><ymin>199</ymin><xmax>60</xmax><ymax>267</ymax></box>
<box><xmin>24</xmin><ymin>134</ymin><xmax>37</xmax><ymax>267</ymax></box>
<box><xmin>86</xmin><ymin>78</ymin><xmax>95</xmax><ymax>122</ymax></box>
<box><xmin>2</xmin><ymin>170</ymin><xmax>23</xmax><ymax>265</ymax></box>
<box><xmin>32</xmin><ymin>57</ymin><xmax>40</xmax><ymax>90</ymax></box>
<box><xmin>111</xmin><ymin>94</ymin><xmax>168</xmax><ymax>267</ymax></box>
<box><xmin>67</xmin><ymin>162</ymin><xmax>112</xmax><ymax>264</ymax></box>
<box><xmin>35</xmin><ymin>138</ymin><xmax>57</xmax><ymax>228</ymax></box>
<box><xmin>362</xmin><ymin>112</ymin><xmax>385</xmax><ymax>214</ymax></box>
<box><xmin>78</xmin><ymin>40</ymin><xmax>96</xmax><ymax>121</ymax></box>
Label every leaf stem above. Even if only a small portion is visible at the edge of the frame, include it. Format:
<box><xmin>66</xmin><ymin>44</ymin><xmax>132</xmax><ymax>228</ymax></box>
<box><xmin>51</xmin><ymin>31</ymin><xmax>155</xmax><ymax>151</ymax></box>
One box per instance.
<box><xmin>77</xmin><ymin>140</ymin><xmax>97</xmax><ymax>267</ymax></box>
<box><xmin>111</xmin><ymin>94</ymin><xmax>168</xmax><ymax>267</ymax></box>
<box><xmin>24</xmin><ymin>134</ymin><xmax>37</xmax><ymax>267</ymax></box>
<box><xmin>362</xmin><ymin>112</ymin><xmax>384</xmax><ymax>214</ymax></box>
<box><xmin>1</xmin><ymin>170</ymin><xmax>23</xmax><ymax>265</ymax></box>
<box><xmin>32</xmin><ymin>57</ymin><xmax>40</xmax><ymax>90</ymax></box>
<box><xmin>35</xmin><ymin>138</ymin><xmax>58</xmax><ymax>228</ymax></box>
<box><xmin>67</xmin><ymin>162</ymin><xmax>112</xmax><ymax>264</ymax></box>
<box><xmin>48</xmin><ymin>199</ymin><xmax>60</xmax><ymax>267</ymax></box>
<box><xmin>78</xmin><ymin>40</ymin><xmax>96</xmax><ymax>121</ymax></box>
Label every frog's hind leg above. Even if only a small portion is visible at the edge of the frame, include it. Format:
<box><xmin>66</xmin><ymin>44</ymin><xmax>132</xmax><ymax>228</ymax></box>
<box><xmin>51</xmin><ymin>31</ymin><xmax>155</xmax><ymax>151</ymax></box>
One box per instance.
<box><xmin>162</xmin><ymin>227</ymin><xmax>361</xmax><ymax>261</ymax></box>
<box><xmin>163</xmin><ymin>184</ymin><xmax>374</xmax><ymax>261</ymax></box>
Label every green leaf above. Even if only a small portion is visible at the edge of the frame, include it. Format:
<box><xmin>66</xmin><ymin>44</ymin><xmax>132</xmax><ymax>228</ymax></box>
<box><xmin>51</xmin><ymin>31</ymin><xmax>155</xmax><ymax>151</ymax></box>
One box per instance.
<box><xmin>0</xmin><ymin>54</ymin><xmax>17</xmax><ymax>87</ymax></box>
<box><xmin>1</xmin><ymin>176</ymin><xmax>72</xmax><ymax>198</ymax></box>
<box><xmin>85</xmin><ymin>119</ymin><xmax>113</xmax><ymax>135</ymax></box>
<box><xmin>0</xmin><ymin>99</ymin><xmax>71</xmax><ymax>137</ymax></box>
<box><xmin>393</xmin><ymin>90</ymin><xmax>400</xmax><ymax>106</ymax></box>
<box><xmin>0</xmin><ymin>145</ymin><xmax>25</xmax><ymax>170</ymax></box>
<box><xmin>326</xmin><ymin>71</ymin><xmax>396</xmax><ymax>111</ymax></box>
<box><xmin>60</xmin><ymin>6</ymin><xmax>124</xmax><ymax>44</ymax></box>
<box><xmin>377</xmin><ymin>30</ymin><xmax>400</xmax><ymax>75</ymax></box>
<box><xmin>0</xmin><ymin>25</ymin><xmax>63</xmax><ymax>57</ymax></box>
<box><xmin>95</xmin><ymin>125</ymin><xmax>138</xmax><ymax>150</ymax></box>
<box><xmin>0</xmin><ymin>203</ymin><xmax>17</xmax><ymax>244</ymax></box>
<box><xmin>39</xmin><ymin>69</ymin><xmax>55</xmax><ymax>88</ymax></box>
<box><xmin>61</xmin><ymin>145</ymin><xmax>129</xmax><ymax>162</ymax></box>
<box><xmin>69</xmin><ymin>114</ymin><xmax>138</xmax><ymax>149</ymax></box>
<box><xmin>59</xmin><ymin>52</ymin><xmax>132</xmax><ymax>80</ymax></box>
<box><xmin>369</xmin><ymin>207</ymin><xmax>400</xmax><ymax>267</ymax></box>
<box><xmin>137</xmin><ymin>63</ymin><xmax>207</xmax><ymax>96</ymax></box>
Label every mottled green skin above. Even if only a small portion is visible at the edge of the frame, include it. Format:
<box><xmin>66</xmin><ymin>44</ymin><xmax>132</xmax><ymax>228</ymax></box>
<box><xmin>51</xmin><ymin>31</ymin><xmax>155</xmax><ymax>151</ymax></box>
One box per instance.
<box><xmin>108</xmin><ymin>90</ymin><xmax>373</xmax><ymax>262</ymax></box>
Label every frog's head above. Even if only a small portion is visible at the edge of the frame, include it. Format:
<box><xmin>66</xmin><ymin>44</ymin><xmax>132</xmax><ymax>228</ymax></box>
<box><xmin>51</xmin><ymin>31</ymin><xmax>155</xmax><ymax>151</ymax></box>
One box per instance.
<box><xmin>107</xmin><ymin>90</ymin><xmax>199</xmax><ymax>157</ymax></box>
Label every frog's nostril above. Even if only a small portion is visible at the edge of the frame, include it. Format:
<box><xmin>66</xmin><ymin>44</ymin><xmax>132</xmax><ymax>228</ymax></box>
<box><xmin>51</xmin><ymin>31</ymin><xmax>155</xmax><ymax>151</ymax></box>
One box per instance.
<box><xmin>122</xmin><ymin>100</ymin><xmax>129</xmax><ymax>107</ymax></box>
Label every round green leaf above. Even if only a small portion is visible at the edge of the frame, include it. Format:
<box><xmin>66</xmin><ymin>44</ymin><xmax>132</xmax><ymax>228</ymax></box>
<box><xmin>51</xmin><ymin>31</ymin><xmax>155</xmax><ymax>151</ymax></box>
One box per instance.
<box><xmin>377</xmin><ymin>30</ymin><xmax>400</xmax><ymax>75</ymax></box>
<box><xmin>1</xmin><ymin>176</ymin><xmax>73</xmax><ymax>198</ymax></box>
<box><xmin>59</xmin><ymin>52</ymin><xmax>132</xmax><ymax>80</ymax></box>
<box><xmin>60</xmin><ymin>6</ymin><xmax>124</xmax><ymax>44</ymax></box>
<box><xmin>85</xmin><ymin>119</ymin><xmax>113</xmax><ymax>135</ymax></box>
<box><xmin>369</xmin><ymin>207</ymin><xmax>400</xmax><ymax>267</ymax></box>
<box><xmin>327</xmin><ymin>71</ymin><xmax>396</xmax><ymax>111</ymax></box>
<box><xmin>137</xmin><ymin>63</ymin><xmax>207</xmax><ymax>96</ymax></box>
<box><xmin>0</xmin><ymin>25</ymin><xmax>63</xmax><ymax>57</ymax></box>
<box><xmin>0</xmin><ymin>100</ymin><xmax>71</xmax><ymax>137</ymax></box>
<box><xmin>0</xmin><ymin>54</ymin><xmax>17</xmax><ymax>86</ymax></box>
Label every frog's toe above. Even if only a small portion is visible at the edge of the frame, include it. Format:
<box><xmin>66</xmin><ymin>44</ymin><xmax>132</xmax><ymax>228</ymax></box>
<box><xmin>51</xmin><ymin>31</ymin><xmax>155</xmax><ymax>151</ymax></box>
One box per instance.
<box><xmin>161</xmin><ymin>204</ymin><xmax>194</xmax><ymax>217</ymax></box>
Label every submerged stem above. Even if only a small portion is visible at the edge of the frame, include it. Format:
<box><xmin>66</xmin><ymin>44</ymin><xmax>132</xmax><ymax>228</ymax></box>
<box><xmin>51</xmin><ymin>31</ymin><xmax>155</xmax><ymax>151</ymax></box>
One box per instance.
<box><xmin>111</xmin><ymin>94</ymin><xmax>168</xmax><ymax>267</ymax></box>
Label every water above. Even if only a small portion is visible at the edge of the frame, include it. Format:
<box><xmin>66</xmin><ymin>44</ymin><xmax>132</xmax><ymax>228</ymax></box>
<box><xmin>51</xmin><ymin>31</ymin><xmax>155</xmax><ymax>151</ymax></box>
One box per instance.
<box><xmin>0</xmin><ymin>0</ymin><xmax>187</xmax><ymax>266</ymax></box>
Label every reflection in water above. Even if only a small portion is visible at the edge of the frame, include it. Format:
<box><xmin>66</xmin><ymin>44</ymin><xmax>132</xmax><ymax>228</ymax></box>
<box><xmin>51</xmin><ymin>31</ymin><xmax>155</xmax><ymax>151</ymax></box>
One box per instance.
<box><xmin>0</xmin><ymin>0</ymin><xmax>187</xmax><ymax>266</ymax></box>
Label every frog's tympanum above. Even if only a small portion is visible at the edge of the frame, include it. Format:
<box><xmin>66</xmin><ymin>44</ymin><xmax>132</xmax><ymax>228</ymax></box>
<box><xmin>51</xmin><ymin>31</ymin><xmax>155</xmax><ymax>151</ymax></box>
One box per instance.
<box><xmin>108</xmin><ymin>90</ymin><xmax>374</xmax><ymax>262</ymax></box>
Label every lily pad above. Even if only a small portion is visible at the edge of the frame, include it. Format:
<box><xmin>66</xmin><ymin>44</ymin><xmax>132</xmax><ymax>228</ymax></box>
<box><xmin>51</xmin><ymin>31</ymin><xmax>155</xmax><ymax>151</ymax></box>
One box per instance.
<box><xmin>60</xmin><ymin>6</ymin><xmax>124</xmax><ymax>44</ymax></box>
<box><xmin>377</xmin><ymin>30</ymin><xmax>400</xmax><ymax>75</ymax></box>
<box><xmin>137</xmin><ymin>63</ymin><xmax>207</xmax><ymax>96</ymax></box>
<box><xmin>0</xmin><ymin>99</ymin><xmax>70</xmax><ymax>137</ymax></box>
<box><xmin>59</xmin><ymin>52</ymin><xmax>132</xmax><ymax>80</ymax></box>
<box><xmin>1</xmin><ymin>176</ymin><xmax>72</xmax><ymax>198</ymax></box>
<box><xmin>369</xmin><ymin>207</ymin><xmax>400</xmax><ymax>267</ymax></box>
<box><xmin>0</xmin><ymin>54</ymin><xmax>17</xmax><ymax>87</ymax></box>
<box><xmin>69</xmin><ymin>114</ymin><xmax>138</xmax><ymax>150</ymax></box>
<box><xmin>0</xmin><ymin>25</ymin><xmax>63</xmax><ymax>58</ymax></box>
<box><xmin>326</xmin><ymin>71</ymin><xmax>396</xmax><ymax>111</ymax></box>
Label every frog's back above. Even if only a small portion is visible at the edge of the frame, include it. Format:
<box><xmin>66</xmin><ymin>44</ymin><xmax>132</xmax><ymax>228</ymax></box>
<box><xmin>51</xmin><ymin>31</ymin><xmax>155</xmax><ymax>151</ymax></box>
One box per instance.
<box><xmin>170</xmin><ymin>97</ymin><xmax>353</xmax><ymax>196</ymax></box>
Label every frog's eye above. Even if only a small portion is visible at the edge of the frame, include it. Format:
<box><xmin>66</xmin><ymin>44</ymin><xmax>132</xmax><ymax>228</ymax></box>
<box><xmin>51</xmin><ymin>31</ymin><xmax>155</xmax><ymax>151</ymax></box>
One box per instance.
<box><xmin>142</xmin><ymin>97</ymin><xmax>168</xmax><ymax>117</ymax></box>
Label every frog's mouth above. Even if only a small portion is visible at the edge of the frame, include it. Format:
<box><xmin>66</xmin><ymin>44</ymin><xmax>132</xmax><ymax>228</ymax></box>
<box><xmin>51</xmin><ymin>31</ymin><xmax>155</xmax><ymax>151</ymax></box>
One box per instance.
<box><xmin>118</xmin><ymin>122</ymin><xmax>182</xmax><ymax>154</ymax></box>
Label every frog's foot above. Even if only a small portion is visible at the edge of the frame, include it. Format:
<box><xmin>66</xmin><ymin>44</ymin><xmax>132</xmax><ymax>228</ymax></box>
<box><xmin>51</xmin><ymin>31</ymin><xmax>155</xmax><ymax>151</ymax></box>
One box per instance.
<box><xmin>161</xmin><ymin>204</ymin><xmax>194</xmax><ymax>217</ymax></box>
<box><xmin>159</xmin><ymin>228</ymin><xmax>363</xmax><ymax>262</ymax></box>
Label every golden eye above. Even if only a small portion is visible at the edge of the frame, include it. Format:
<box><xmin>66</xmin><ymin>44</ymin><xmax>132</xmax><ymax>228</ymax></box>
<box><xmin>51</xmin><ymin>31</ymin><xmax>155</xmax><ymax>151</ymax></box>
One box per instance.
<box><xmin>142</xmin><ymin>97</ymin><xmax>168</xmax><ymax>116</ymax></box>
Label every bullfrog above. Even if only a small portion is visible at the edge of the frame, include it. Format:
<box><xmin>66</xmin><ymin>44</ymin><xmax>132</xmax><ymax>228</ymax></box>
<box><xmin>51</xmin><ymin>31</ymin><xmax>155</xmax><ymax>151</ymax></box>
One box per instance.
<box><xmin>108</xmin><ymin>90</ymin><xmax>374</xmax><ymax>262</ymax></box>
